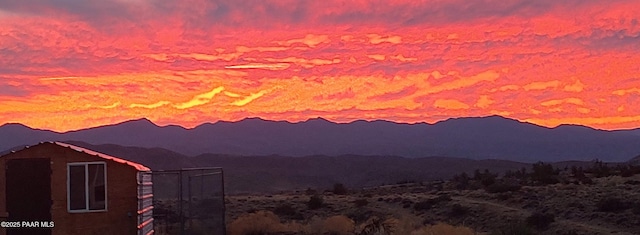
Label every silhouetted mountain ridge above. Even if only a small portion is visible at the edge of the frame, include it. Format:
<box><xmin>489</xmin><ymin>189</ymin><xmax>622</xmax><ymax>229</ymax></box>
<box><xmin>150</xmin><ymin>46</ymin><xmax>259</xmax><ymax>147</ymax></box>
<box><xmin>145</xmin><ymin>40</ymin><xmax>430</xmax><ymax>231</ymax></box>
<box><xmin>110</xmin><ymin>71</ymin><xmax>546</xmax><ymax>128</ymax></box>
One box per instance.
<box><xmin>2</xmin><ymin>116</ymin><xmax>640</xmax><ymax>162</ymax></box>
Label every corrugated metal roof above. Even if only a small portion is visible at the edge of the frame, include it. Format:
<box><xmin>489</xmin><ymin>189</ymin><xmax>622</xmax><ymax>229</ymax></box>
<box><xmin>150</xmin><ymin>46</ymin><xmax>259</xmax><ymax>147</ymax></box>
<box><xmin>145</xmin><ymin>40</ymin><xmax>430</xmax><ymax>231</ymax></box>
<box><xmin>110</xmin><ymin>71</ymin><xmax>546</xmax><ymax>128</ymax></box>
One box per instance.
<box><xmin>2</xmin><ymin>141</ymin><xmax>151</xmax><ymax>171</ymax></box>
<box><xmin>53</xmin><ymin>142</ymin><xmax>151</xmax><ymax>171</ymax></box>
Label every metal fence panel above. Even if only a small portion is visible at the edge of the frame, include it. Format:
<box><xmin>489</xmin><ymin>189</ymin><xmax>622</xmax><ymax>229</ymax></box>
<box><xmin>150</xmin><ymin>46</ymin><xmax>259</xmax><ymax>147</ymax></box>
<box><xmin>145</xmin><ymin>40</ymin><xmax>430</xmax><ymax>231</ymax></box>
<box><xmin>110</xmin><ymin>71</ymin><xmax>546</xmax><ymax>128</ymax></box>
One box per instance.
<box><xmin>152</xmin><ymin>168</ymin><xmax>225</xmax><ymax>235</ymax></box>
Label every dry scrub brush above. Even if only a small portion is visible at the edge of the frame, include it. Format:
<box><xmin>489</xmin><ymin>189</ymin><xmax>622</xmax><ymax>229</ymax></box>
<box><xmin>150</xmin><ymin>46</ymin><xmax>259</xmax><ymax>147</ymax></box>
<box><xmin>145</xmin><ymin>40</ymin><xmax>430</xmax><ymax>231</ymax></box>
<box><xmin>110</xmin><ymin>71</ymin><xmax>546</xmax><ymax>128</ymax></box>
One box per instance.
<box><xmin>305</xmin><ymin>215</ymin><xmax>355</xmax><ymax>235</ymax></box>
<box><xmin>227</xmin><ymin>210</ymin><xmax>284</xmax><ymax>235</ymax></box>
<box><xmin>410</xmin><ymin>223</ymin><xmax>475</xmax><ymax>235</ymax></box>
<box><xmin>228</xmin><ymin>210</ymin><xmax>477</xmax><ymax>235</ymax></box>
<box><xmin>228</xmin><ymin>210</ymin><xmax>304</xmax><ymax>235</ymax></box>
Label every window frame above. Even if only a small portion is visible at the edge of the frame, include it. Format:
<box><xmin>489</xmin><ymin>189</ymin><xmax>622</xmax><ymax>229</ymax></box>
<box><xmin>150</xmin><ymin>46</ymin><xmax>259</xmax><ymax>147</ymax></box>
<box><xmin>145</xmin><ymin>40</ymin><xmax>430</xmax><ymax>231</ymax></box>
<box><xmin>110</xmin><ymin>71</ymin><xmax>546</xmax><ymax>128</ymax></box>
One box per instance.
<box><xmin>67</xmin><ymin>161</ymin><xmax>108</xmax><ymax>213</ymax></box>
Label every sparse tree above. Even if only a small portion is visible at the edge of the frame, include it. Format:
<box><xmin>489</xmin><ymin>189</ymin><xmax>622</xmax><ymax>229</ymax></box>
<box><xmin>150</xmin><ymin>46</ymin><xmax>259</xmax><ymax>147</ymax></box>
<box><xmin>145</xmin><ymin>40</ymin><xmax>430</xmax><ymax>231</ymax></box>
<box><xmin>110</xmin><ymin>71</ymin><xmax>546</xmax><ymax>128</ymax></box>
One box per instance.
<box><xmin>307</xmin><ymin>194</ymin><xmax>324</xmax><ymax>209</ymax></box>
<box><xmin>332</xmin><ymin>183</ymin><xmax>348</xmax><ymax>195</ymax></box>
<box><xmin>452</xmin><ymin>172</ymin><xmax>470</xmax><ymax>190</ymax></box>
<box><xmin>531</xmin><ymin>162</ymin><xmax>559</xmax><ymax>185</ymax></box>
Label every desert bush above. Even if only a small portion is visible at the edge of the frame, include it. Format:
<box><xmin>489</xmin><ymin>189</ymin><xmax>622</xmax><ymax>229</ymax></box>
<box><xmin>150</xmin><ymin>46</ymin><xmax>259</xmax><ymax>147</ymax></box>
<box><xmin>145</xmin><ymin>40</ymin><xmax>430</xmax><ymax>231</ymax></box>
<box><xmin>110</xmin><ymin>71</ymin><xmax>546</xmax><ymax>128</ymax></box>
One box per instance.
<box><xmin>413</xmin><ymin>195</ymin><xmax>451</xmax><ymax>211</ymax></box>
<box><xmin>474</xmin><ymin>169</ymin><xmax>498</xmax><ymax>187</ymax></box>
<box><xmin>304</xmin><ymin>216</ymin><xmax>325</xmax><ymax>234</ymax></box>
<box><xmin>491</xmin><ymin>222</ymin><xmax>534</xmax><ymax>235</ymax></box>
<box><xmin>620</xmin><ymin>167</ymin><xmax>636</xmax><ymax>177</ymax></box>
<box><xmin>586</xmin><ymin>159</ymin><xmax>613</xmax><ymax>178</ymax></box>
<box><xmin>396</xmin><ymin>179</ymin><xmax>417</xmax><ymax>184</ymax></box>
<box><xmin>513</xmin><ymin>167</ymin><xmax>529</xmax><ymax>180</ymax></box>
<box><xmin>305</xmin><ymin>215</ymin><xmax>359</xmax><ymax>235</ymax></box>
<box><xmin>410</xmin><ymin>223</ymin><xmax>475</xmax><ymax>235</ymax></box>
<box><xmin>624</xmin><ymin>180</ymin><xmax>640</xmax><ymax>185</ymax></box>
<box><xmin>353</xmin><ymin>198</ymin><xmax>368</xmax><ymax>207</ymax></box>
<box><xmin>570</xmin><ymin>166</ymin><xmax>585</xmax><ymax>178</ymax></box>
<box><xmin>579</xmin><ymin>176</ymin><xmax>594</xmax><ymax>184</ymax></box>
<box><xmin>485</xmin><ymin>182</ymin><xmax>521</xmax><ymax>194</ymax></box>
<box><xmin>526</xmin><ymin>212</ymin><xmax>555</xmax><ymax>230</ymax></box>
<box><xmin>324</xmin><ymin>215</ymin><xmax>356</xmax><ymax>235</ymax></box>
<box><xmin>497</xmin><ymin>193</ymin><xmax>513</xmax><ymax>201</ymax></box>
<box><xmin>281</xmin><ymin>221</ymin><xmax>306</xmax><ymax>233</ymax></box>
<box><xmin>617</xmin><ymin>164</ymin><xmax>640</xmax><ymax>177</ymax></box>
<box><xmin>451</xmin><ymin>172</ymin><xmax>471</xmax><ymax>190</ymax></box>
<box><xmin>357</xmin><ymin>216</ymin><xmax>396</xmax><ymax>235</ymax></box>
<box><xmin>273</xmin><ymin>204</ymin><xmax>304</xmax><ymax>220</ymax></box>
<box><xmin>305</xmin><ymin>188</ymin><xmax>317</xmax><ymax>195</ymax></box>
<box><xmin>503</xmin><ymin>170</ymin><xmax>515</xmax><ymax>178</ymax></box>
<box><xmin>273</xmin><ymin>204</ymin><xmax>296</xmax><ymax>216</ymax></box>
<box><xmin>531</xmin><ymin>162</ymin><xmax>559</xmax><ymax>185</ymax></box>
<box><xmin>307</xmin><ymin>194</ymin><xmax>325</xmax><ymax>210</ymax></box>
<box><xmin>346</xmin><ymin>210</ymin><xmax>380</xmax><ymax>224</ymax></box>
<box><xmin>450</xmin><ymin>204</ymin><xmax>470</xmax><ymax>217</ymax></box>
<box><xmin>333</xmin><ymin>183</ymin><xmax>349</xmax><ymax>195</ymax></box>
<box><xmin>413</xmin><ymin>201</ymin><xmax>433</xmax><ymax>211</ymax></box>
<box><xmin>596</xmin><ymin>197</ymin><xmax>628</xmax><ymax>213</ymax></box>
<box><xmin>434</xmin><ymin>194</ymin><xmax>452</xmax><ymax>202</ymax></box>
<box><xmin>228</xmin><ymin>210</ymin><xmax>284</xmax><ymax>235</ymax></box>
<box><xmin>632</xmin><ymin>203</ymin><xmax>640</xmax><ymax>215</ymax></box>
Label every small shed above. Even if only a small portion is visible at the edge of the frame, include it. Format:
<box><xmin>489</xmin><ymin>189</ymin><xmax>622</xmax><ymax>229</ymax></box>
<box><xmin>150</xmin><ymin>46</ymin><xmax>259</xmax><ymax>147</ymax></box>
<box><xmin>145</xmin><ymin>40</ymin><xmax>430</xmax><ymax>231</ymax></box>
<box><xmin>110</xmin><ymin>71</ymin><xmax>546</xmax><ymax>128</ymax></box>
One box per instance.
<box><xmin>0</xmin><ymin>142</ymin><xmax>153</xmax><ymax>235</ymax></box>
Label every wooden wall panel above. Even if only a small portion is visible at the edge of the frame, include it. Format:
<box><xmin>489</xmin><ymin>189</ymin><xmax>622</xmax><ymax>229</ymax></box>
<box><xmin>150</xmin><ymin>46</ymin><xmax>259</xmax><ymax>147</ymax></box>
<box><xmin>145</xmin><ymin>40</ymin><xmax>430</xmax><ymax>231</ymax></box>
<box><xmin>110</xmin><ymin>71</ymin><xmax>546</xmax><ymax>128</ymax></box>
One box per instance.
<box><xmin>0</xmin><ymin>143</ymin><xmax>143</xmax><ymax>235</ymax></box>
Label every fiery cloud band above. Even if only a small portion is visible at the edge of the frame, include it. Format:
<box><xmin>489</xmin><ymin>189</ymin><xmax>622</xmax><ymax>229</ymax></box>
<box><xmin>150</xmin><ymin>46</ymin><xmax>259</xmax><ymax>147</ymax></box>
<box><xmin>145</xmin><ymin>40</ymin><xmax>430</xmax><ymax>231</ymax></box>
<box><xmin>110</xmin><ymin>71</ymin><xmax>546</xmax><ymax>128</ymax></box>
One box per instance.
<box><xmin>1</xmin><ymin>0</ymin><xmax>639</xmax><ymax>131</ymax></box>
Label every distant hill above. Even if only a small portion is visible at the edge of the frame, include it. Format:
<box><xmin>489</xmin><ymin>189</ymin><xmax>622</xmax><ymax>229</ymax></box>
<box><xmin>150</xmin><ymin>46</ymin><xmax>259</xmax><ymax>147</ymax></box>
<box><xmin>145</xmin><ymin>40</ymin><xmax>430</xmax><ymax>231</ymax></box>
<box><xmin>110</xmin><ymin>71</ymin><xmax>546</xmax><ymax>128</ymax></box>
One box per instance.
<box><xmin>7</xmin><ymin>141</ymin><xmax>605</xmax><ymax>194</ymax></box>
<box><xmin>26</xmin><ymin>141</ymin><xmax>534</xmax><ymax>194</ymax></box>
<box><xmin>2</xmin><ymin>115</ymin><xmax>640</xmax><ymax>162</ymax></box>
<box><xmin>629</xmin><ymin>154</ymin><xmax>640</xmax><ymax>165</ymax></box>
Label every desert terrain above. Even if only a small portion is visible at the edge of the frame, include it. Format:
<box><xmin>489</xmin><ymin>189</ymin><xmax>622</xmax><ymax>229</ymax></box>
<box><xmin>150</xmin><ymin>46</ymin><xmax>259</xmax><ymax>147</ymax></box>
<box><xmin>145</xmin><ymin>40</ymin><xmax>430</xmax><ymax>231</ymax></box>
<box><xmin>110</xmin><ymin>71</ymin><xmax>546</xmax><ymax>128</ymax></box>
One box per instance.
<box><xmin>225</xmin><ymin>162</ymin><xmax>640</xmax><ymax>235</ymax></box>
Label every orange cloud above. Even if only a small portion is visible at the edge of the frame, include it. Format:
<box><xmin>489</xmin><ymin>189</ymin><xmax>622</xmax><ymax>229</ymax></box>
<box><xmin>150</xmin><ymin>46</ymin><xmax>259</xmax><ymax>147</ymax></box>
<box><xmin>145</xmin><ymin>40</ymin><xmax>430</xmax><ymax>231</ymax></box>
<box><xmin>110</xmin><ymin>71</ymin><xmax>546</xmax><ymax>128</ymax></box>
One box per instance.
<box><xmin>367</xmin><ymin>34</ymin><xmax>402</xmax><ymax>44</ymax></box>
<box><xmin>224</xmin><ymin>91</ymin><xmax>241</xmax><ymax>98</ymax></box>
<box><xmin>564</xmin><ymin>79</ymin><xmax>585</xmax><ymax>92</ymax></box>
<box><xmin>524</xmin><ymin>115</ymin><xmax>640</xmax><ymax>129</ymax></box>
<box><xmin>577</xmin><ymin>107</ymin><xmax>591</xmax><ymax>114</ymax></box>
<box><xmin>613</xmin><ymin>88</ymin><xmax>640</xmax><ymax>96</ymax></box>
<box><xmin>278</xmin><ymin>34</ymin><xmax>330</xmax><ymax>48</ymax></box>
<box><xmin>430</xmin><ymin>70</ymin><xmax>500</xmax><ymax>93</ymax></box>
<box><xmin>391</xmin><ymin>54</ymin><xmax>417</xmax><ymax>62</ymax></box>
<box><xmin>492</xmin><ymin>85</ymin><xmax>519</xmax><ymax>92</ymax></box>
<box><xmin>129</xmin><ymin>101</ymin><xmax>170</xmax><ymax>109</ymax></box>
<box><xmin>367</xmin><ymin>54</ymin><xmax>386</xmax><ymax>61</ymax></box>
<box><xmin>179</xmin><ymin>53</ymin><xmax>242</xmax><ymax>61</ymax></box>
<box><xmin>2</xmin><ymin>0</ymin><xmax>640</xmax><ymax>131</ymax></box>
<box><xmin>475</xmin><ymin>95</ymin><xmax>494</xmax><ymax>109</ymax></box>
<box><xmin>225</xmin><ymin>63</ymin><xmax>291</xmax><ymax>70</ymax></box>
<box><xmin>232</xmin><ymin>90</ymin><xmax>268</xmax><ymax>107</ymax></box>
<box><xmin>235</xmin><ymin>46</ymin><xmax>290</xmax><ymax>53</ymax></box>
<box><xmin>434</xmin><ymin>99</ymin><xmax>470</xmax><ymax>110</ymax></box>
<box><xmin>523</xmin><ymin>80</ymin><xmax>561</xmax><ymax>91</ymax></box>
<box><xmin>540</xmin><ymin>98</ymin><xmax>585</xmax><ymax>107</ymax></box>
<box><xmin>96</xmin><ymin>102</ymin><xmax>121</xmax><ymax>109</ymax></box>
<box><xmin>263</xmin><ymin>57</ymin><xmax>341</xmax><ymax>68</ymax></box>
<box><xmin>174</xmin><ymin>86</ymin><xmax>225</xmax><ymax>110</ymax></box>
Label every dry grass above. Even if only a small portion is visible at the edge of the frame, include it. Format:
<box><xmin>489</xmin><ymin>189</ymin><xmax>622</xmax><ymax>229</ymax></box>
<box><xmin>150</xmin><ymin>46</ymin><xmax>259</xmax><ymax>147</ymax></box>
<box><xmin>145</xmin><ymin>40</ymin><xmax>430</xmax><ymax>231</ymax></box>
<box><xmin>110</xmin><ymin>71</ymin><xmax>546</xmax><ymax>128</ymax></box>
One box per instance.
<box><xmin>228</xmin><ymin>210</ymin><xmax>477</xmax><ymax>235</ymax></box>
<box><xmin>227</xmin><ymin>210</ymin><xmax>285</xmax><ymax>235</ymax></box>
<box><xmin>224</xmin><ymin>167</ymin><xmax>640</xmax><ymax>235</ymax></box>
<box><xmin>410</xmin><ymin>223</ymin><xmax>476</xmax><ymax>235</ymax></box>
<box><xmin>323</xmin><ymin>215</ymin><xmax>356</xmax><ymax>234</ymax></box>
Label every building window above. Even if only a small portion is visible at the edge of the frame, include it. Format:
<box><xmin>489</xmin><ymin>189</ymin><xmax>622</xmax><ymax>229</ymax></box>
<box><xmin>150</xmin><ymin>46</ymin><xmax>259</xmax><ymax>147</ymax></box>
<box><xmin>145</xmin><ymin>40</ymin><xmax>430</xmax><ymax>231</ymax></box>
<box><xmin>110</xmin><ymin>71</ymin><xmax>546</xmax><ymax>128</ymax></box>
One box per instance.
<box><xmin>67</xmin><ymin>162</ymin><xmax>107</xmax><ymax>212</ymax></box>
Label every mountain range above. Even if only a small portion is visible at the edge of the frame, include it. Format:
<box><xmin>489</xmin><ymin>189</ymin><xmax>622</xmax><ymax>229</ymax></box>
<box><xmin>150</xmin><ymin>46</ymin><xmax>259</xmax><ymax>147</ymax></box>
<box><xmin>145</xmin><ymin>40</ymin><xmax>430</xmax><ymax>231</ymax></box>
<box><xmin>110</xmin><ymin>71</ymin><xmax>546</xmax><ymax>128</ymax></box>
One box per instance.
<box><xmin>2</xmin><ymin>115</ymin><xmax>640</xmax><ymax>162</ymax></box>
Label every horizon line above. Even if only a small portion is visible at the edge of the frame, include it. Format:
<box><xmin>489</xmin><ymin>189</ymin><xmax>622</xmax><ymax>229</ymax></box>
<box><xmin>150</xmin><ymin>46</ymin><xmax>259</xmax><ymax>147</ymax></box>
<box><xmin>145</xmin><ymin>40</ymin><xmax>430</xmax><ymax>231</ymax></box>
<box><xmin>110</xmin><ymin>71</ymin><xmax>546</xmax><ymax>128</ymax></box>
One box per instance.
<box><xmin>2</xmin><ymin>114</ymin><xmax>637</xmax><ymax>133</ymax></box>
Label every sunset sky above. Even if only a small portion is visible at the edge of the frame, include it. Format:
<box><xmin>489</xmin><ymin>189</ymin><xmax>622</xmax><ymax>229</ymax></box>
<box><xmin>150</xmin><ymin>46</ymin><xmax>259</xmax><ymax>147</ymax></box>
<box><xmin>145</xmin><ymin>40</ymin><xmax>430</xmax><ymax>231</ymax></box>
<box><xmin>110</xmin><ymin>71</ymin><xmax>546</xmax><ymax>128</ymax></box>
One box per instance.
<box><xmin>1</xmin><ymin>0</ymin><xmax>640</xmax><ymax>132</ymax></box>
